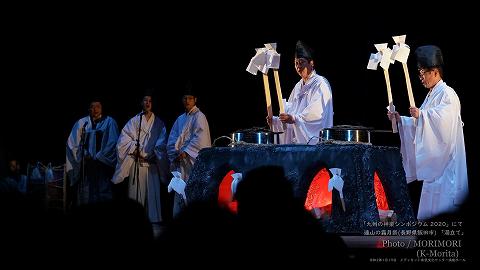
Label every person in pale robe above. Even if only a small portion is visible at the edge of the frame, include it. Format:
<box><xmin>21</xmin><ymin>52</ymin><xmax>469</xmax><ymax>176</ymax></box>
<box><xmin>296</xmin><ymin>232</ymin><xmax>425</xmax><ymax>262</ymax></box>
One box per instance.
<box><xmin>66</xmin><ymin>99</ymin><xmax>119</xmax><ymax>206</ymax></box>
<box><xmin>111</xmin><ymin>92</ymin><xmax>169</xmax><ymax>223</ymax></box>
<box><xmin>167</xmin><ymin>87</ymin><xmax>211</xmax><ymax>216</ymax></box>
<box><xmin>388</xmin><ymin>45</ymin><xmax>468</xmax><ymax>221</ymax></box>
<box><xmin>268</xmin><ymin>40</ymin><xmax>333</xmax><ymax>144</ymax></box>
<box><xmin>4</xmin><ymin>159</ymin><xmax>28</xmax><ymax>194</ymax></box>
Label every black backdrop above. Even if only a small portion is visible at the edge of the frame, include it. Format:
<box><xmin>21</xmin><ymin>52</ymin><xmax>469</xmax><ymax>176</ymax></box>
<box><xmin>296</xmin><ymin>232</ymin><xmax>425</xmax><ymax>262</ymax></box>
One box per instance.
<box><xmin>1</xmin><ymin>4</ymin><xmax>477</xmax><ymax>190</ymax></box>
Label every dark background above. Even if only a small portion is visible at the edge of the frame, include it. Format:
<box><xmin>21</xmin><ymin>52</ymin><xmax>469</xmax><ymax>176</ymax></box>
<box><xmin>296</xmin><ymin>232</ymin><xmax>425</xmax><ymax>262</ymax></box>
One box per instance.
<box><xmin>1</xmin><ymin>4</ymin><xmax>477</xmax><ymax>191</ymax></box>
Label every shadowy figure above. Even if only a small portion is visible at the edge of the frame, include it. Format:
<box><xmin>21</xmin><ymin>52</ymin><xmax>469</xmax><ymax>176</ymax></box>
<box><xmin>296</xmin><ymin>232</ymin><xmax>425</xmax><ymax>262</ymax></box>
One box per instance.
<box><xmin>67</xmin><ymin>199</ymin><xmax>154</xmax><ymax>258</ymax></box>
<box><xmin>234</xmin><ymin>165</ymin><xmax>349</xmax><ymax>264</ymax></box>
<box><xmin>4</xmin><ymin>158</ymin><xmax>28</xmax><ymax>194</ymax></box>
<box><xmin>156</xmin><ymin>201</ymin><xmax>239</xmax><ymax>264</ymax></box>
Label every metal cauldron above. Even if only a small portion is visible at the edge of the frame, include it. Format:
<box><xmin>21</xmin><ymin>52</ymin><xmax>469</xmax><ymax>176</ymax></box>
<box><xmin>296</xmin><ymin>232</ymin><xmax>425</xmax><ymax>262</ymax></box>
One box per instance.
<box><xmin>320</xmin><ymin>125</ymin><xmax>372</xmax><ymax>143</ymax></box>
<box><xmin>231</xmin><ymin>128</ymin><xmax>281</xmax><ymax>145</ymax></box>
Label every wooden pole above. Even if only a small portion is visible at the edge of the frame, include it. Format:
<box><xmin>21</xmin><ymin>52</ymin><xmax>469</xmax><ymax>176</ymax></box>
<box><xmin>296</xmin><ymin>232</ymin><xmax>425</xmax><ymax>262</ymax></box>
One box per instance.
<box><xmin>273</xmin><ymin>69</ymin><xmax>284</xmax><ymax>113</ymax></box>
<box><xmin>263</xmin><ymin>73</ymin><xmax>273</xmax><ymax>130</ymax></box>
<box><xmin>383</xmin><ymin>69</ymin><xmax>398</xmax><ymax>133</ymax></box>
<box><xmin>402</xmin><ymin>63</ymin><xmax>415</xmax><ymax>108</ymax></box>
<box><xmin>340</xmin><ymin>198</ymin><xmax>346</xmax><ymax>212</ymax></box>
<box><xmin>273</xmin><ymin>69</ymin><xmax>287</xmax><ymax>131</ymax></box>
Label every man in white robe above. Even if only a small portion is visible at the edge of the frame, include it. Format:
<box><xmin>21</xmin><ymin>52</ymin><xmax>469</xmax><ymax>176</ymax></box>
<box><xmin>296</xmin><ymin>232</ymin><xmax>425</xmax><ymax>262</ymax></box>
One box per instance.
<box><xmin>167</xmin><ymin>89</ymin><xmax>211</xmax><ymax>216</ymax></box>
<box><xmin>66</xmin><ymin>99</ymin><xmax>119</xmax><ymax>206</ymax></box>
<box><xmin>112</xmin><ymin>92</ymin><xmax>169</xmax><ymax>223</ymax></box>
<box><xmin>3</xmin><ymin>159</ymin><xmax>27</xmax><ymax>194</ymax></box>
<box><xmin>388</xmin><ymin>45</ymin><xmax>468</xmax><ymax>220</ymax></box>
<box><xmin>269</xmin><ymin>40</ymin><xmax>333</xmax><ymax>144</ymax></box>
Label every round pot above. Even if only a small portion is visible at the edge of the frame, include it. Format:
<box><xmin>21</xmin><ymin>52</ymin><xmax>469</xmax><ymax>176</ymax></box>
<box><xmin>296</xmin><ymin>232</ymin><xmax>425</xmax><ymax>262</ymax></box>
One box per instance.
<box><xmin>320</xmin><ymin>125</ymin><xmax>372</xmax><ymax>143</ymax></box>
<box><xmin>231</xmin><ymin>130</ymin><xmax>281</xmax><ymax>145</ymax></box>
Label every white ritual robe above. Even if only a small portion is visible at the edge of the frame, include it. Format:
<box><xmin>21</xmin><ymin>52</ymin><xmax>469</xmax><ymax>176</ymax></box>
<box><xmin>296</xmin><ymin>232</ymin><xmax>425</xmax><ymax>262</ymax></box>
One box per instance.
<box><xmin>66</xmin><ymin>116</ymin><xmax>119</xmax><ymax>204</ymax></box>
<box><xmin>398</xmin><ymin>80</ymin><xmax>468</xmax><ymax>220</ymax></box>
<box><xmin>271</xmin><ymin>71</ymin><xmax>333</xmax><ymax>144</ymax></box>
<box><xmin>112</xmin><ymin>112</ymin><xmax>169</xmax><ymax>223</ymax></box>
<box><xmin>167</xmin><ymin>106</ymin><xmax>211</xmax><ymax>216</ymax></box>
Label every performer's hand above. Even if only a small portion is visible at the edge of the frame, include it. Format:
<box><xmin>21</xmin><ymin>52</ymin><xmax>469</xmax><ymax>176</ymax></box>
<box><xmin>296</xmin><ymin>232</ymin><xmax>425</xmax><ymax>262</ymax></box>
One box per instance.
<box><xmin>129</xmin><ymin>149</ymin><xmax>140</xmax><ymax>159</ymax></box>
<box><xmin>175</xmin><ymin>151</ymin><xmax>188</xmax><ymax>162</ymax></box>
<box><xmin>266</xmin><ymin>115</ymin><xmax>272</xmax><ymax>126</ymax></box>
<box><xmin>387</xmin><ymin>111</ymin><xmax>400</xmax><ymax>121</ymax></box>
<box><xmin>409</xmin><ymin>107</ymin><xmax>420</xmax><ymax>119</ymax></box>
<box><xmin>279</xmin><ymin>113</ymin><xmax>294</xmax><ymax>124</ymax></box>
<box><xmin>170</xmin><ymin>162</ymin><xmax>178</xmax><ymax>172</ymax></box>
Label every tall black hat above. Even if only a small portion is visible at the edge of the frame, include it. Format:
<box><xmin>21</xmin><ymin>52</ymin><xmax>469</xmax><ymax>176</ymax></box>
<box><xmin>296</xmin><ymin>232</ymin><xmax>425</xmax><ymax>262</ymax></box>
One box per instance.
<box><xmin>295</xmin><ymin>40</ymin><xmax>314</xmax><ymax>61</ymax></box>
<box><xmin>415</xmin><ymin>45</ymin><xmax>444</xmax><ymax>69</ymax></box>
<box><xmin>183</xmin><ymin>80</ymin><xmax>196</xmax><ymax>97</ymax></box>
<box><xmin>143</xmin><ymin>87</ymin><xmax>156</xmax><ymax>98</ymax></box>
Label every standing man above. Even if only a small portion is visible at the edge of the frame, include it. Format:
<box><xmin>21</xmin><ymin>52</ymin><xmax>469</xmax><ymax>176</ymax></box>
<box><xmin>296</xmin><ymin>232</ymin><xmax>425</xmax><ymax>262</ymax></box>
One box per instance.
<box><xmin>167</xmin><ymin>85</ymin><xmax>211</xmax><ymax>216</ymax></box>
<box><xmin>66</xmin><ymin>98</ymin><xmax>119</xmax><ymax>206</ymax></box>
<box><xmin>268</xmin><ymin>40</ymin><xmax>333</xmax><ymax>144</ymax></box>
<box><xmin>3</xmin><ymin>159</ymin><xmax>27</xmax><ymax>194</ymax></box>
<box><xmin>388</xmin><ymin>45</ymin><xmax>468</xmax><ymax>220</ymax></box>
<box><xmin>112</xmin><ymin>89</ymin><xmax>169</xmax><ymax>224</ymax></box>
